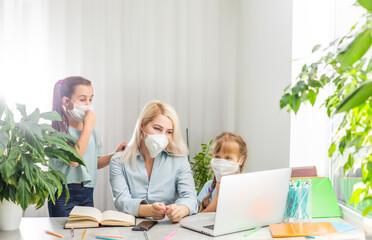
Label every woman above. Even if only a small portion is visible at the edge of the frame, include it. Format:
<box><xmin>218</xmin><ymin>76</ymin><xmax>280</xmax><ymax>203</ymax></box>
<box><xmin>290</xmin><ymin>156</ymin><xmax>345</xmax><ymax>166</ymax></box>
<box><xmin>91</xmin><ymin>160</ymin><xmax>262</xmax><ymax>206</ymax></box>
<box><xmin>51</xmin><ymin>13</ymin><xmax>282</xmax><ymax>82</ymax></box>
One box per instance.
<box><xmin>110</xmin><ymin>100</ymin><xmax>197</xmax><ymax>222</ymax></box>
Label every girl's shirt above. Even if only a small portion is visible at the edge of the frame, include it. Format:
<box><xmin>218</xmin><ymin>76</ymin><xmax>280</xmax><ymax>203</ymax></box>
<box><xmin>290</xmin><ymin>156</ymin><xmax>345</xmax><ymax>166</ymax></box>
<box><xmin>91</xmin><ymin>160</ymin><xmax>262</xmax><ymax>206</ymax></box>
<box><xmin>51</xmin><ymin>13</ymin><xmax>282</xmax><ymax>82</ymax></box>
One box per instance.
<box><xmin>197</xmin><ymin>180</ymin><xmax>217</xmax><ymax>206</ymax></box>
<box><xmin>109</xmin><ymin>150</ymin><xmax>198</xmax><ymax>216</ymax></box>
<box><xmin>49</xmin><ymin>127</ymin><xmax>102</xmax><ymax>188</ymax></box>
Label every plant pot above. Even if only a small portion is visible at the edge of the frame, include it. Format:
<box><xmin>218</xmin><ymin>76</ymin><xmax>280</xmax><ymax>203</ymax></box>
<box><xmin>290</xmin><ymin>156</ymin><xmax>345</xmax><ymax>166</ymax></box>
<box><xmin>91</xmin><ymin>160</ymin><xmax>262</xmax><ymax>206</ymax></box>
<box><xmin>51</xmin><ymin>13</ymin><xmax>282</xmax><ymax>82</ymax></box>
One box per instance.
<box><xmin>0</xmin><ymin>199</ymin><xmax>23</xmax><ymax>231</ymax></box>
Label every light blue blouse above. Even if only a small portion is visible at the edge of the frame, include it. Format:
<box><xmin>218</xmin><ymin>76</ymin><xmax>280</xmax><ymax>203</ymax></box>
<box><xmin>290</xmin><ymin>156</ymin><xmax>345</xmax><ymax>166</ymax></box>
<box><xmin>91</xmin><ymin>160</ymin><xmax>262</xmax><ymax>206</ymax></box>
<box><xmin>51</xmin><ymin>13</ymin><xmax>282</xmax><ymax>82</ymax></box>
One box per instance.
<box><xmin>109</xmin><ymin>151</ymin><xmax>198</xmax><ymax>216</ymax></box>
<box><xmin>49</xmin><ymin>127</ymin><xmax>102</xmax><ymax>188</ymax></box>
<box><xmin>197</xmin><ymin>180</ymin><xmax>217</xmax><ymax>206</ymax></box>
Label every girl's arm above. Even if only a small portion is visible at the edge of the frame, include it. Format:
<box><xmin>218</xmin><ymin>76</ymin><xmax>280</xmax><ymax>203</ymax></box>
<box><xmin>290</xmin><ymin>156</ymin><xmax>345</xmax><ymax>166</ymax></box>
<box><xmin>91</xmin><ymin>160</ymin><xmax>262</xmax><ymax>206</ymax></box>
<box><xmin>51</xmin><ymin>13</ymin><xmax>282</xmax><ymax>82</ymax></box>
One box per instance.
<box><xmin>71</xmin><ymin>111</ymin><xmax>96</xmax><ymax>167</ymax></box>
<box><xmin>201</xmin><ymin>182</ymin><xmax>220</xmax><ymax>213</ymax></box>
<box><xmin>97</xmin><ymin>141</ymin><xmax>128</xmax><ymax>169</ymax></box>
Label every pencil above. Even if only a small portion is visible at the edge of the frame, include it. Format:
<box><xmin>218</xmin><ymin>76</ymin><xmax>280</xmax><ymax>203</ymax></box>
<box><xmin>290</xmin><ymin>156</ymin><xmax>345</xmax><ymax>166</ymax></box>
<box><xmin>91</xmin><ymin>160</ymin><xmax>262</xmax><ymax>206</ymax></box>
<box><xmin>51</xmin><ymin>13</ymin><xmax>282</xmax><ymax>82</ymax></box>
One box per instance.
<box><xmin>90</xmin><ymin>233</ymin><xmax>125</xmax><ymax>239</ymax></box>
<box><xmin>243</xmin><ymin>227</ymin><xmax>261</xmax><ymax>237</ymax></box>
<box><xmin>82</xmin><ymin>230</ymin><xmax>87</xmax><ymax>239</ymax></box>
<box><xmin>45</xmin><ymin>230</ymin><xmax>64</xmax><ymax>238</ymax></box>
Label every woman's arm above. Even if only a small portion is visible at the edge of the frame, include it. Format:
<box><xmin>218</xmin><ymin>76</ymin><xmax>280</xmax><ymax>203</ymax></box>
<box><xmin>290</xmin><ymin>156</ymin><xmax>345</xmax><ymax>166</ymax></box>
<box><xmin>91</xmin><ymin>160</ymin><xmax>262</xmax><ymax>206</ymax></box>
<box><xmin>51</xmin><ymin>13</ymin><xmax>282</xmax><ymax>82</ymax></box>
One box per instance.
<box><xmin>166</xmin><ymin>157</ymin><xmax>198</xmax><ymax>222</ymax></box>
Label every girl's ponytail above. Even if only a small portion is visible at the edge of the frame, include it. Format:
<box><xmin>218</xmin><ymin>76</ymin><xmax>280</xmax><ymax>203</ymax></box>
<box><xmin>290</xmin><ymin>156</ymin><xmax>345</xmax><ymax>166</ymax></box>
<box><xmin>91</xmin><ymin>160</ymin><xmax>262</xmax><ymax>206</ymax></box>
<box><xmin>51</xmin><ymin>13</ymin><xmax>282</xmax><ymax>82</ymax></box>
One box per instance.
<box><xmin>52</xmin><ymin>80</ymin><xmax>69</xmax><ymax>132</ymax></box>
<box><xmin>199</xmin><ymin>176</ymin><xmax>217</xmax><ymax>212</ymax></box>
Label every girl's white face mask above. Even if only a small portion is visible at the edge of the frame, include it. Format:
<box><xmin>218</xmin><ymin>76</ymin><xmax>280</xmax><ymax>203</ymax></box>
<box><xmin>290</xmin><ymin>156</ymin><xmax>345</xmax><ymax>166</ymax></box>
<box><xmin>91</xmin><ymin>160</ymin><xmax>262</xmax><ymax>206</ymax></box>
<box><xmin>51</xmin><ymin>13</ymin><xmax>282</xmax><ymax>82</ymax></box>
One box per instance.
<box><xmin>210</xmin><ymin>158</ymin><xmax>240</xmax><ymax>182</ymax></box>
<box><xmin>67</xmin><ymin>100</ymin><xmax>93</xmax><ymax>122</ymax></box>
<box><xmin>143</xmin><ymin>132</ymin><xmax>169</xmax><ymax>158</ymax></box>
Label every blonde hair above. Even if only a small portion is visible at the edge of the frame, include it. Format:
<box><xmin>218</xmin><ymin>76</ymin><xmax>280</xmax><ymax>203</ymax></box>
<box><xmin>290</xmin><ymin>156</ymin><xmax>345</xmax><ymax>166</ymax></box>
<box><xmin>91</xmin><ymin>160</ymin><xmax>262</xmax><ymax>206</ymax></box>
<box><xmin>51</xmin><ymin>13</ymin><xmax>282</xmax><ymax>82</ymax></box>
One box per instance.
<box><xmin>199</xmin><ymin>132</ymin><xmax>248</xmax><ymax>212</ymax></box>
<box><xmin>121</xmin><ymin>100</ymin><xmax>188</xmax><ymax>167</ymax></box>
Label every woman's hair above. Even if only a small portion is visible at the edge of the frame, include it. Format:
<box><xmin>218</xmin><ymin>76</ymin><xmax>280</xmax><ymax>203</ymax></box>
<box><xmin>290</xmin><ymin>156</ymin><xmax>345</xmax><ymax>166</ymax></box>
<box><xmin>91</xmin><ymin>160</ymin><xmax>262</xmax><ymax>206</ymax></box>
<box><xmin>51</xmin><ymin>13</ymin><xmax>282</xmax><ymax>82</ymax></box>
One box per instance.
<box><xmin>199</xmin><ymin>132</ymin><xmax>248</xmax><ymax>211</ymax></box>
<box><xmin>52</xmin><ymin>76</ymin><xmax>91</xmax><ymax>132</ymax></box>
<box><xmin>121</xmin><ymin>100</ymin><xmax>188</xmax><ymax>167</ymax></box>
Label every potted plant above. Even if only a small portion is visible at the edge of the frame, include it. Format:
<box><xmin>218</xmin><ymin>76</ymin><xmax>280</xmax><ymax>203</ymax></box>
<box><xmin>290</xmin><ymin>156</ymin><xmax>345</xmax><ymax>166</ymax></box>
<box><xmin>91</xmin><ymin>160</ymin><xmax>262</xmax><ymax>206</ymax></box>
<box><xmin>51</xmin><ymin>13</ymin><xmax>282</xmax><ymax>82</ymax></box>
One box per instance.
<box><xmin>0</xmin><ymin>97</ymin><xmax>85</xmax><ymax>230</ymax></box>
<box><xmin>280</xmin><ymin>0</ymin><xmax>372</xmax><ymax>216</ymax></box>
<box><xmin>190</xmin><ymin>140</ymin><xmax>214</xmax><ymax>193</ymax></box>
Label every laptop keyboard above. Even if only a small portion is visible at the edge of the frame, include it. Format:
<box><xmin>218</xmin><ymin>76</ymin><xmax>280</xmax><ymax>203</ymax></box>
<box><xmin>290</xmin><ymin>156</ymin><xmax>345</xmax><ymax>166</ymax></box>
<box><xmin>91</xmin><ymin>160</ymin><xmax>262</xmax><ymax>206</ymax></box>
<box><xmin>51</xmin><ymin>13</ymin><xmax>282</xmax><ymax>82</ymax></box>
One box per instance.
<box><xmin>203</xmin><ymin>224</ymin><xmax>215</xmax><ymax>230</ymax></box>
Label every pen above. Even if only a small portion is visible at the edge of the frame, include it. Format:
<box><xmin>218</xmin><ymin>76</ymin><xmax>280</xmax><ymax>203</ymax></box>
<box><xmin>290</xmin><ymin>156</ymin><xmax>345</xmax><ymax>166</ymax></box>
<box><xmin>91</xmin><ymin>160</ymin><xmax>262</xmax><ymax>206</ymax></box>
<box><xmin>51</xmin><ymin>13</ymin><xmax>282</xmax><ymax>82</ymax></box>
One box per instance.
<box><xmin>163</xmin><ymin>230</ymin><xmax>177</xmax><ymax>240</ymax></box>
<box><xmin>95</xmin><ymin>236</ymin><xmax>121</xmax><ymax>240</ymax></box>
<box><xmin>71</xmin><ymin>228</ymin><xmax>74</xmax><ymax>238</ymax></box>
<box><xmin>144</xmin><ymin>231</ymin><xmax>149</xmax><ymax>240</ymax></box>
<box><xmin>243</xmin><ymin>227</ymin><xmax>261</xmax><ymax>237</ymax></box>
<box><xmin>90</xmin><ymin>234</ymin><xmax>125</xmax><ymax>239</ymax></box>
<box><xmin>82</xmin><ymin>230</ymin><xmax>87</xmax><ymax>239</ymax></box>
<box><xmin>45</xmin><ymin>230</ymin><xmax>64</xmax><ymax>238</ymax></box>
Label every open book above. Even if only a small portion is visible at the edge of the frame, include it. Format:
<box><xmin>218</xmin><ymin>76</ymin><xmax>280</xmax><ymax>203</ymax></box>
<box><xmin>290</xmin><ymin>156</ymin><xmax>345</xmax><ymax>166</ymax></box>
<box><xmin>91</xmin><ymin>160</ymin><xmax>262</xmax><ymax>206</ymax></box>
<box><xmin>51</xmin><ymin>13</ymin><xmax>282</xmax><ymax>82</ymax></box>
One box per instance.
<box><xmin>65</xmin><ymin>206</ymin><xmax>135</xmax><ymax>228</ymax></box>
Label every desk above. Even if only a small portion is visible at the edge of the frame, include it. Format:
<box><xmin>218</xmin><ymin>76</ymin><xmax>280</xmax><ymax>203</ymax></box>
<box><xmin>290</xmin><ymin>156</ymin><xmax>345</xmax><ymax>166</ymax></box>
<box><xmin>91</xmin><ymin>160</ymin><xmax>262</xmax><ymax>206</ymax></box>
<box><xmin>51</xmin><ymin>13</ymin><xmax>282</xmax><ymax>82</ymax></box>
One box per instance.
<box><xmin>0</xmin><ymin>217</ymin><xmax>365</xmax><ymax>240</ymax></box>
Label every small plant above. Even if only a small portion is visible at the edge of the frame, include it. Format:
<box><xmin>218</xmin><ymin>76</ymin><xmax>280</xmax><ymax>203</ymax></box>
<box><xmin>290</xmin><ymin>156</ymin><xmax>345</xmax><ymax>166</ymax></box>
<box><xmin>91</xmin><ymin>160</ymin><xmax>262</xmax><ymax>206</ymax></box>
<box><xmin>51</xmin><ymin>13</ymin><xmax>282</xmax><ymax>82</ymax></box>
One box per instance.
<box><xmin>0</xmin><ymin>98</ymin><xmax>85</xmax><ymax>211</ymax></box>
<box><xmin>190</xmin><ymin>140</ymin><xmax>214</xmax><ymax>193</ymax></box>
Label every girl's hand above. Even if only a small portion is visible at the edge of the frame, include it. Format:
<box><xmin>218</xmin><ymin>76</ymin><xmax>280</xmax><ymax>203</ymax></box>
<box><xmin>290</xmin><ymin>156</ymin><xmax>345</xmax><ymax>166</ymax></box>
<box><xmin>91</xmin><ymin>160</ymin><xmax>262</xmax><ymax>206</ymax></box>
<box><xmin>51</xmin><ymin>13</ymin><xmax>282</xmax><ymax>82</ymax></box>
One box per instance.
<box><xmin>165</xmin><ymin>204</ymin><xmax>186</xmax><ymax>223</ymax></box>
<box><xmin>115</xmin><ymin>141</ymin><xmax>128</xmax><ymax>152</ymax></box>
<box><xmin>83</xmin><ymin>110</ymin><xmax>96</xmax><ymax>129</ymax></box>
<box><xmin>151</xmin><ymin>202</ymin><xmax>166</xmax><ymax>220</ymax></box>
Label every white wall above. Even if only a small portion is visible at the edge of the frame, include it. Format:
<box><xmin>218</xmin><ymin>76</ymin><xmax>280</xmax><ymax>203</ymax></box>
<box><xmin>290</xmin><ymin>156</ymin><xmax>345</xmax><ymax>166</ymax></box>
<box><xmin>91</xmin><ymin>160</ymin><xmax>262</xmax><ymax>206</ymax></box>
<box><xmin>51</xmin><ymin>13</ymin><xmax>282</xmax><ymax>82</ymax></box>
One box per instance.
<box><xmin>236</xmin><ymin>0</ymin><xmax>292</xmax><ymax>172</ymax></box>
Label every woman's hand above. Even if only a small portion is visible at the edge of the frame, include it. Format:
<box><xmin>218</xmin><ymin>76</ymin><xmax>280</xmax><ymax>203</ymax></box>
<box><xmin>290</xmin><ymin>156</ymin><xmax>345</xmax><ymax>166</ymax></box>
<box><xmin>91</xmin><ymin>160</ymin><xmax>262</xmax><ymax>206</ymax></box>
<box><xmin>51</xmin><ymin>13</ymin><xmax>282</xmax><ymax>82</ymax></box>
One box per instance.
<box><xmin>83</xmin><ymin>110</ymin><xmax>96</xmax><ymax>129</ymax></box>
<box><xmin>115</xmin><ymin>141</ymin><xmax>128</xmax><ymax>152</ymax></box>
<box><xmin>165</xmin><ymin>204</ymin><xmax>189</xmax><ymax>223</ymax></box>
<box><xmin>151</xmin><ymin>202</ymin><xmax>166</xmax><ymax>220</ymax></box>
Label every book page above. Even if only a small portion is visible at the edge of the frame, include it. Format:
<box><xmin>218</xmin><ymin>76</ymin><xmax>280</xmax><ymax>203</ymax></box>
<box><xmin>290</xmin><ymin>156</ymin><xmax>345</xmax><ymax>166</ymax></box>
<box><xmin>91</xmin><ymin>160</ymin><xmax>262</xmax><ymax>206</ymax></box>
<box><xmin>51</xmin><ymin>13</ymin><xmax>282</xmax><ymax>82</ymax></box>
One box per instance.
<box><xmin>100</xmin><ymin>210</ymin><xmax>135</xmax><ymax>225</ymax></box>
<box><xmin>69</xmin><ymin>206</ymin><xmax>102</xmax><ymax>223</ymax></box>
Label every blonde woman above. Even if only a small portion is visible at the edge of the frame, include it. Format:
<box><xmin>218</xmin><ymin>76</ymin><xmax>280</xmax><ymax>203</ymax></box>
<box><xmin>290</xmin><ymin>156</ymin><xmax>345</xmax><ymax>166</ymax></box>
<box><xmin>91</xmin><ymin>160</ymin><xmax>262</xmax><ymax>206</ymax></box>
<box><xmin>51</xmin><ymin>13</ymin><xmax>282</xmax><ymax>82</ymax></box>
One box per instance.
<box><xmin>109</xmin><ymin>100</ymin><xmax>197</xmax><ymax>222</ymax></box>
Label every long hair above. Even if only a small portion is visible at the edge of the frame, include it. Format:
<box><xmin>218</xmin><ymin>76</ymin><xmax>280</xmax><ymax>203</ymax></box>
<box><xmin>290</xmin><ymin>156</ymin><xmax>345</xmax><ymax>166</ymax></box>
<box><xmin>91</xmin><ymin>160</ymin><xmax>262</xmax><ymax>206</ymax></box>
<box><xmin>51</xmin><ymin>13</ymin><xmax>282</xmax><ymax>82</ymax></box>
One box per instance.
<box><xmin>121</xmin><ymin>100</ymin><xmax>188</xmax><ymax>167</ymax></box>
<box><xmin>199</xmin><ymin>132</ymin><xmax>248</xmax><ymax>211</ymax></box>
<box><xmin>52</xmin><ymin>76</ymin><xmax>91</xmax><ymax>132</ymax></box>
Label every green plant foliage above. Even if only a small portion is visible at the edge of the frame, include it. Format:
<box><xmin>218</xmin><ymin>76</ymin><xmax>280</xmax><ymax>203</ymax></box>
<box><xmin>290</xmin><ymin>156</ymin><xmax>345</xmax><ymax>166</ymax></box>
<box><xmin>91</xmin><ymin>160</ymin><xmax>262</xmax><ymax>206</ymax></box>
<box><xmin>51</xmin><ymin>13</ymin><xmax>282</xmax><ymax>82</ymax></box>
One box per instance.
<box><xmin>190</xmin><ymin>139</ymin><xmax>214</xmax><ymax>193</ymax></box>
<box><xmin>280</xmin><ymin>3</ymin><xmax>372</xmax><ymax>216</ymax></box>
<box><xmin>0</xmin><ymin>98</ymin><xmax>85</xmax><ymax>211</ymax></box>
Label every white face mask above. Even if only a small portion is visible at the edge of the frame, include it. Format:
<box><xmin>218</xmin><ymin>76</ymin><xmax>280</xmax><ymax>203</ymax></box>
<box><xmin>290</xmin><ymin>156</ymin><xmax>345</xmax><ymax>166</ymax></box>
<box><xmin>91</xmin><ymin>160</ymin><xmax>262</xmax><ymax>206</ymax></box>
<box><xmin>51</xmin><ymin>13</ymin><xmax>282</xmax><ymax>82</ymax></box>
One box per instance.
<box><xmin>143</xmin><ymin>132</ymin><xmax>169</xmax><ymax>158</ymax></box>
<box><xmin>66</xmin><ymin>100</ymin><xmax>93</xmax><ymax>122</ymax></box>
<box><xmin>210</xmin><ymin>158</ymin><xmax>240</xmax><ymax>182</ymax></box>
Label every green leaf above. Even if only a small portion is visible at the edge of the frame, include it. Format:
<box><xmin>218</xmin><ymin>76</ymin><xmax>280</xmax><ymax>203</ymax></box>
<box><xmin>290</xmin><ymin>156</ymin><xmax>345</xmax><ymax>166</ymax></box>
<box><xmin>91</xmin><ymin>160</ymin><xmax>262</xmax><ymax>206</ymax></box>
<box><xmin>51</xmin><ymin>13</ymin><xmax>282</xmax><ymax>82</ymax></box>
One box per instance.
<box><xmin>362</xmin><ymin>206</ymin><xmax>372</xmax><ymax>216</ymax></box>
<box><xmin>312</xmin><ymin>44</ymin><xmax>321</xmax><ymax>53</ymax></box>
<box><xmin>336</xmin><ymin>81</ymin><xmax>372</xmax><ymax>113</ymax></box>
<box><xmin>337</xmin><ymin>28</ymin><xmax>372</xmax><ymax>70</ymax></box>
<box><xmin>0</xmin><ymin>97</ymin><xmax>6</xmax><ymax>119</ymax></box>
<box><xmin>39</xmin><ymin>111</ymin><xmax>62</xmax><ymax>122</ymax></box>
<box><xmin>308</xmin><ymin>80</ymin><xmax>322</xmax><ymax>88</ymax></box>
<box><xmin>17</xmin><ymin>175</ymin><xmax>31</xmax><ymax>211</ymax></box>
<box><xmin>328</xmin><ymin>143</ymin><xmax>336</xmax><ymax>157</ymax></box>
<box><xmin>349</xmin><ymin>188</ymin><xmax>364</xmax><ymax>206</ymax></box>
<box><xmin>16</xmin><ymin>104</ymin><xmax>27</xmax><ymax>119</ymax></box>
<box><xmin>0</xmin><ymin>131</ymin><xmax>9</xmax><ymax>156</ymax></box>
<box><xmin>280</xmin><ymin>93</ymin><xmax>291</xmax><ymax>109</ymax></box>
<box><xmin>15</xmin><ymin>121</ymin><xmax>44</xmax><ymax>153</ymax></box>
<box><xmin>358</xmin><ymin>0</ymin><xmax>372</xmax><ymax>11</ymax></box>
<box><xmin>290</xmin><ymin>94</ymin><xmax>300</xmax><ymax>114</ymax></box>
<box><xmin>308</xmin><ymin>90</ymin><xmax>317</xmax><ymax>106</ymax></box>
<box><xmin>26</xmin><ymin>108</ymin><xmax>40</xmax><ymax>123</ymax></box>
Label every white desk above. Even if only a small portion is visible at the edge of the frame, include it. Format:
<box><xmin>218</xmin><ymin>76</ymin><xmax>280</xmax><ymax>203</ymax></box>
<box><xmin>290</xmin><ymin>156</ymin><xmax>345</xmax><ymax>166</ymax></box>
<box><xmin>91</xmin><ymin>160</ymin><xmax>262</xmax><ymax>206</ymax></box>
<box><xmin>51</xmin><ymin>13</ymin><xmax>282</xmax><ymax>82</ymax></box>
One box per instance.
<box><xmin>0</xmin><ymin>217</ymin><xmax>365</xmax><ymax>240</ymax></box>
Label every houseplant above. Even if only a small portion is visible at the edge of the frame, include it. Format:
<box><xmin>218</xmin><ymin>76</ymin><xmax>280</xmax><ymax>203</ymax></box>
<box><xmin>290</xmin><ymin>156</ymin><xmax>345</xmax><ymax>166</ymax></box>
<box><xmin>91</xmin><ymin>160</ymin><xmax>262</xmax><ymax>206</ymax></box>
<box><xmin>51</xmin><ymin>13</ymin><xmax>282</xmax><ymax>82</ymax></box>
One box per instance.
<box><xmin>190</xmin><ymin>140</ymin><xmax>214</xmax><ymax>193</ymax></box>
<box><xmin>280</xmin><ymin>0</ymin><xmax>372</xmax><ymax>216</ymax></box>
<box><xmin>0</xmin><ymin>97</ymin><xmax>85</xmax><ymax>229</ymax></box>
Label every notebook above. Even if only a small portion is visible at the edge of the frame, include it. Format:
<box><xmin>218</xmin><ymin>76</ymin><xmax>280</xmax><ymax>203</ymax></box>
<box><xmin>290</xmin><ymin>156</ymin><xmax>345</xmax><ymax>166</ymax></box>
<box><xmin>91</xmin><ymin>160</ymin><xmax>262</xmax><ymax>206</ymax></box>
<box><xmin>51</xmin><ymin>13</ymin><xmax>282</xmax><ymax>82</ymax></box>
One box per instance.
<box><xmin>269</xmin><ymin>222</ymin><xmax>339</xmax><ymax>237</ymax></box>
<box><xmin>64</xmin><ymin>206</ymin><xmax>135</xmax><ymax>228</ymax></box>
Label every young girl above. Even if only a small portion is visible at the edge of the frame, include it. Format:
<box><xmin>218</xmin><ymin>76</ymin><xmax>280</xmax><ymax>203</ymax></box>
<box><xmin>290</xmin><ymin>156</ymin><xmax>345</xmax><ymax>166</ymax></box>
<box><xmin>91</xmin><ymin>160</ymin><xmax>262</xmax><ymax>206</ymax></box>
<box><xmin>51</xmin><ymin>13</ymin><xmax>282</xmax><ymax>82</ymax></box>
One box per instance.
<box><xmin>198</xmin><ymin>132</ymin><xmax>247</xmax><ymax>212</ymax></box>
<box><xmin>48</xmin><ymin>76</ymin><xmax>127</xmax><ymax>217</ymax></box>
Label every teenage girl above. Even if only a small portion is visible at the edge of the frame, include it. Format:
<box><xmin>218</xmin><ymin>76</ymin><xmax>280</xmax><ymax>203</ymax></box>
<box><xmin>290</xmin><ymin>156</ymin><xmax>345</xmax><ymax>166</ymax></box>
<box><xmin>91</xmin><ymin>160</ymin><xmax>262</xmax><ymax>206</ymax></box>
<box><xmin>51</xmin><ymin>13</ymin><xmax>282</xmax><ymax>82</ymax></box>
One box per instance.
<box><xmin>48</xmin><ymin>76</ymin><xmax>127</xmax><ymax>217</ymax></box>
<box><xmin>198</xmin><ymin>132</ymin><xmax>247</xmax><ymax>212</ymax></box>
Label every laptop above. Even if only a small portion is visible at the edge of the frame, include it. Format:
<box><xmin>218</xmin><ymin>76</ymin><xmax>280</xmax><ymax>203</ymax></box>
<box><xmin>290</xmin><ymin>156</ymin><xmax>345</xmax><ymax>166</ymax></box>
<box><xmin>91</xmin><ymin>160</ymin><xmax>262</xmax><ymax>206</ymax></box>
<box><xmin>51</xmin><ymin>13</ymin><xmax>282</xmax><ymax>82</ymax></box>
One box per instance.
<box><xmin>180</xmin><ymin>168</ymin><xmax>291</xmax><ymax>237</ymax></box>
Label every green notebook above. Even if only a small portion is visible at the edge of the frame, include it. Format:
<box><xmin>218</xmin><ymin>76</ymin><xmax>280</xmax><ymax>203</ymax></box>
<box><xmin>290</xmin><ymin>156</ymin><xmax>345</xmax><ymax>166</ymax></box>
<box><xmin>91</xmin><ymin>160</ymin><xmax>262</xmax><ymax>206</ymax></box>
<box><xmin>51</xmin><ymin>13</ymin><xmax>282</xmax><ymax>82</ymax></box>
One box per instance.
<box><xmin>292</xmin><ymin>177</ymin><xmax>342</xmax><ymax>218</ymax></box>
